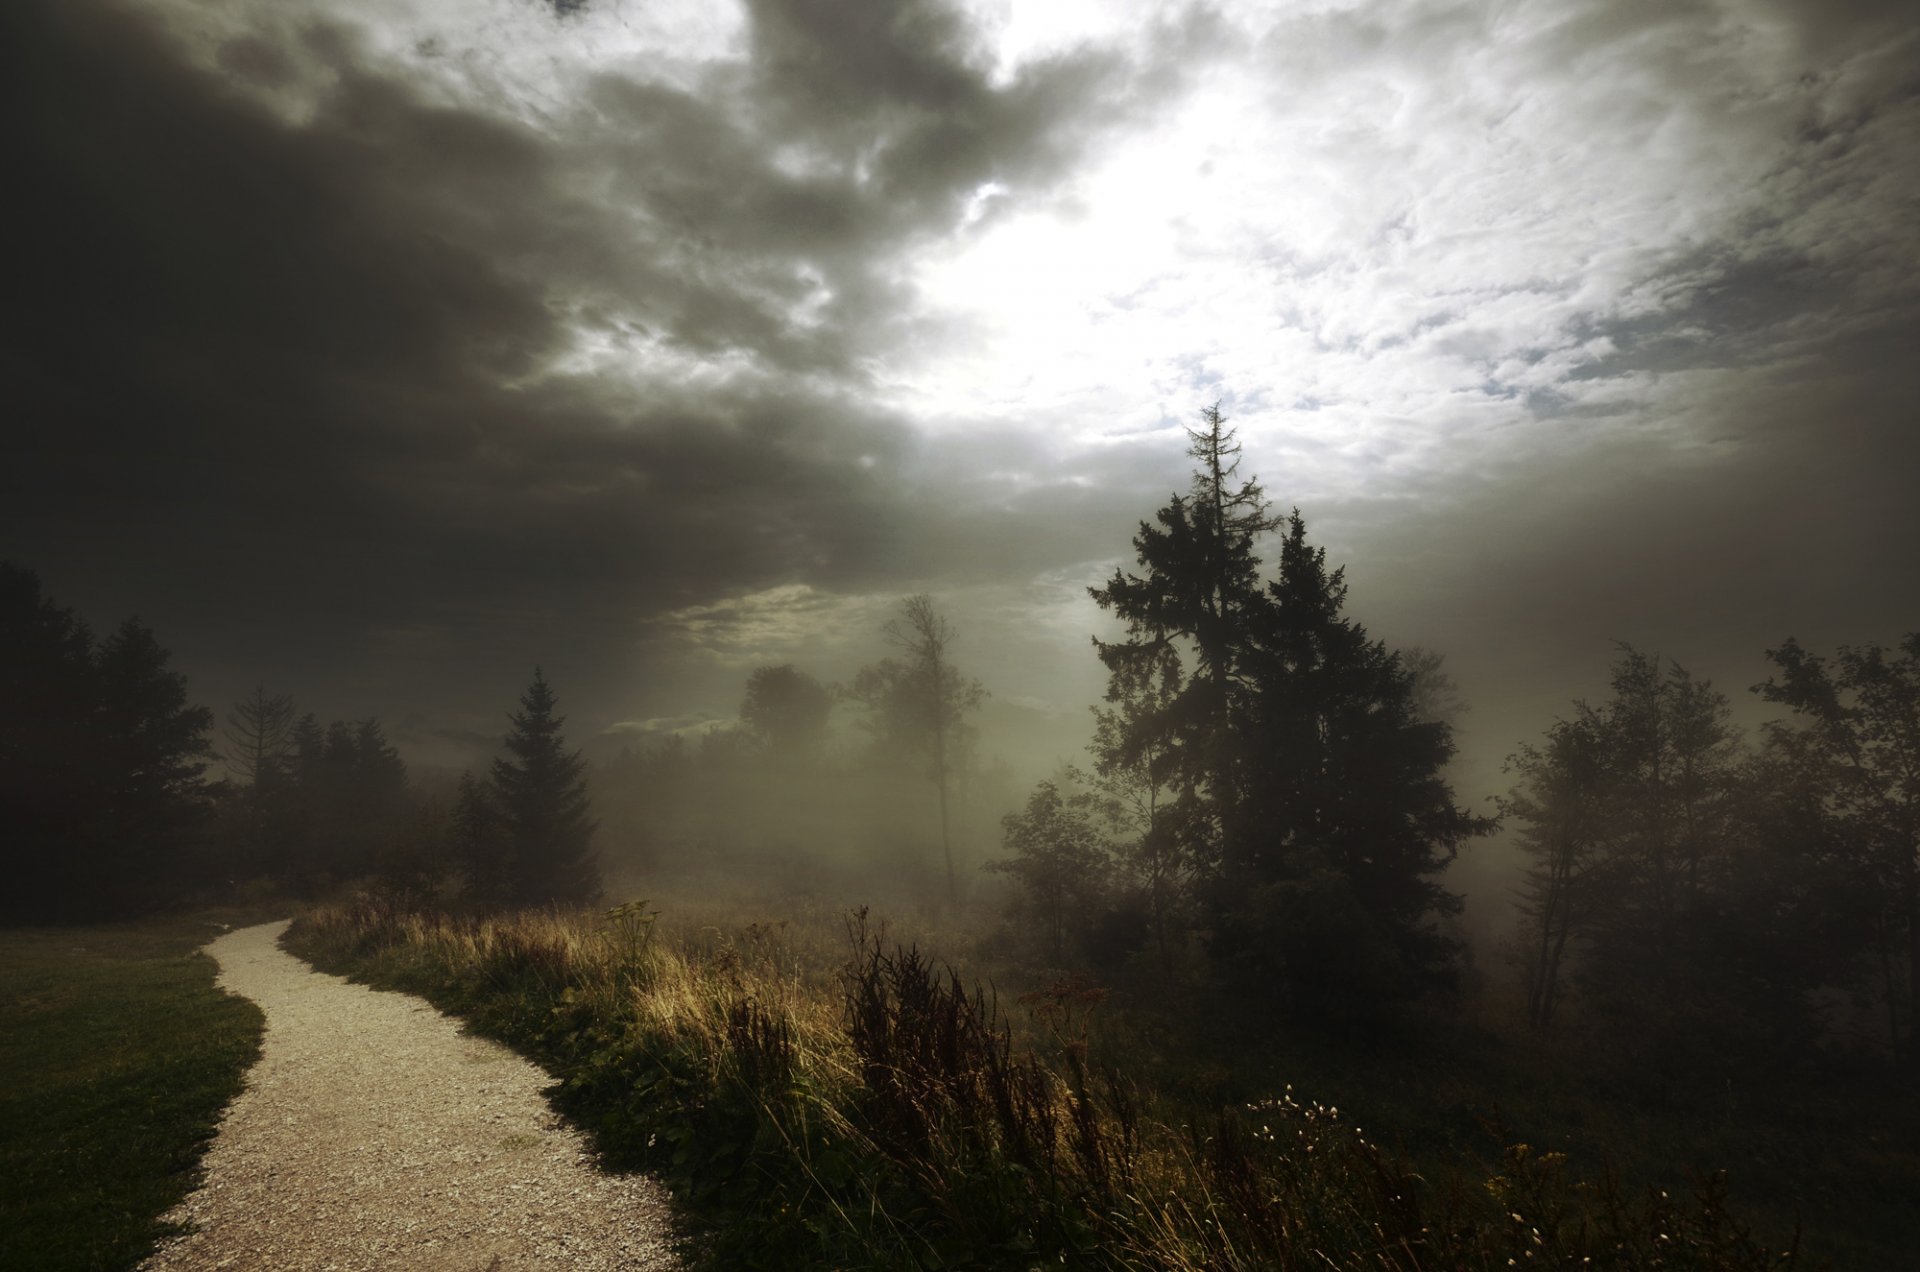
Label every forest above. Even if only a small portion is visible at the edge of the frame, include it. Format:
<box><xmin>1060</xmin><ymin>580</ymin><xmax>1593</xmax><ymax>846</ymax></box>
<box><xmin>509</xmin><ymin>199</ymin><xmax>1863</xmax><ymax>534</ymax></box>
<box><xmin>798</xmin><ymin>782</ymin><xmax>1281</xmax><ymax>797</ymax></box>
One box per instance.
<box><xmin>3</xmin><ymin>408</ymin><xmax>1917</xmax><ymax>1267</ymax></box>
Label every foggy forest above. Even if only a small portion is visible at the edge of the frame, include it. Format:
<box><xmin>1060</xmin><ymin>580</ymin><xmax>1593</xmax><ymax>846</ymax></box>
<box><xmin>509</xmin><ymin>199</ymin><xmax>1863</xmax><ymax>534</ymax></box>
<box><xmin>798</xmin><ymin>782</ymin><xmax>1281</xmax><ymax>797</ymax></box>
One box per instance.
<box><xmin>4</xmin><ymin>0</ymin><xmax>1918</xmax><ymax>1269</ymax></box>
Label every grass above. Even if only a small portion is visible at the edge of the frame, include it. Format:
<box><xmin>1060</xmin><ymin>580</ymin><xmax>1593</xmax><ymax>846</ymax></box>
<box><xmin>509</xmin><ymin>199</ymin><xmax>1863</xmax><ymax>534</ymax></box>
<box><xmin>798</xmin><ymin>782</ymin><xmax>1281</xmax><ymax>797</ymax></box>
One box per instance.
<box><xmin>289</xmin><ymin>893</ymin><xmax>1802</xmax><ymax>1270</ymax></box>
<box><xmin>0</xmin><ymin>908</ymin><xmax>273</xmax><ymax>1272</ymax></box>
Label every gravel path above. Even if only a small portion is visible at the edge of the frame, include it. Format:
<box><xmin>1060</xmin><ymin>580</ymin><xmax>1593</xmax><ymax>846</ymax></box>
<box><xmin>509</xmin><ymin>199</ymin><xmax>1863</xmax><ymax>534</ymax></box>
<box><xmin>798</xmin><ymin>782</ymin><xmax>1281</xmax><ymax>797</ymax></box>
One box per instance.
<box><xmin>145</xmin><ymin>921</ymin><xmax>679</xmax><ymax>1271</ymax></box>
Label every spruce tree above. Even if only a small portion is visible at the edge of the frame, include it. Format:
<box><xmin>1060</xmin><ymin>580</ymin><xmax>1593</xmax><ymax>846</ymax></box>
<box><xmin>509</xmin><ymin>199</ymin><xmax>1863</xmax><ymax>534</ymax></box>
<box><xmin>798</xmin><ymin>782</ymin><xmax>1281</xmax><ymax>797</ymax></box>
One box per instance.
<box><xmin>491</xmin><ymin>669</ymin><xmax>598</xmax><ymax>906</ymax></box>
<box><xmin>1091</xmin><ymin>409</ymin><xmax>1488</xmax><ymax>1016</ymax></box>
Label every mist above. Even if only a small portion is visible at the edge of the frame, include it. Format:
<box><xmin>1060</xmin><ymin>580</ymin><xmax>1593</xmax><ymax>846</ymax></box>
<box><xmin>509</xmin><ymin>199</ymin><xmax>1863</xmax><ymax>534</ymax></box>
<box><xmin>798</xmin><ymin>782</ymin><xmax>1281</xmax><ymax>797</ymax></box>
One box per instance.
<box><xmin>5</xmin><ymin>0</ymin><xmax>1919</xmax><ymax>1265</ymax></box>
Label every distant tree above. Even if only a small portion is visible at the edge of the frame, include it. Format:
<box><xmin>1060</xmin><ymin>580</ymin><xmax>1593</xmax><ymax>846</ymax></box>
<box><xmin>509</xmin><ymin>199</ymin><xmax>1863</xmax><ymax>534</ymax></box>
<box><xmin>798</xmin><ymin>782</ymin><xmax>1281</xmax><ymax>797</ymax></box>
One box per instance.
<box><xmin>491</xmin><ymin>669</ymin><xmax>599</xmax><ymax>906</ymax></box>
<box><xmin>448</xmin><ymin>770</ymin><xmax>510</xmax><ymax>908</ymax></box>
<box><xmin>986</xmin><ymin>781</ymin><xmax>1114</xmax><ymax>964</ymax></box>
<box><xmin>1402</xmin><ymin>646</ymin><xmax>1469</xmax><ymax>728</ymax></box>
<box><xmin>1579</xmin><ymin>648</ymin><xmax>1742</xmax><ymax>1008</ymax></box>
<box><xmin>1502</xmin><ymin>717</ymin><xmax>1606</xmax><ymax>1032</ymax></box>
<box><xmin>222</xmin><ymin>687</ymin><xmax>295</xmax><ymax>787</ymax></box>
<box><xmin>850</xmin><ymin>596</ymin><xmax>985</xmax><ymax>905</ymax></box>
<box><xmin>741</xmin><ymin>664</ymin><xmax>833</xmax><ymax>765</ymax></box>
<box><xmin>1756</xmin><ymin>633</ymin><xmax>1920</xmax><ymax>1066</ymax></box>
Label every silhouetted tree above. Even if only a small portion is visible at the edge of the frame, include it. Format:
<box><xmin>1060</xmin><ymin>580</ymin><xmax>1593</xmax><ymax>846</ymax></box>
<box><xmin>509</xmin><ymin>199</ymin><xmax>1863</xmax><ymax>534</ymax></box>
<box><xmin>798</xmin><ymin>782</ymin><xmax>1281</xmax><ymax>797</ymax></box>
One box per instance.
<box><xmin>88</xmin><ymin>619</ymin><xmax>217</xmax><ymax>910</ymax></box>
<box><xmin>2</xmin><ymin>566</ymin><xmax>216</xmax><ymax>919</ymax></box>
<box><xmin>987</xmin><ymin>781</ymin><xmax>1114</xmax><ymax>964</ymax></box>
<box><xmin>1090</xmin><ymin>405</ymin><xmax>1278</xmax><ymax>870</ymax></box>
<box><xmin>1503</xmin><ymin>717</ymin><xmax>1607</xmax><ymax>1031</ymax></box>
<box><xmin>1402</xmin><ymin>645</ymin><xmax>1469</xmax><ymax>728</ymax></box>
<box><xmin>1</xmin><ymin>564</ymin><xmax>99</xmax><ymax>919</ymax></box>
<box><xmin>851</xmin><ymin>596</ymin><xmax>985</xmax><ymax>905</ymax></box>
<box><xmin>1091</xmin><ymin>409</ymin><xmax>1487</xmax><ymax>1015</ymax></box>
<box><xmin>741</xmin><ymin>664</ymin><xmax>833</xmax><ymax>766</ymax></box>
<box><xmin>223</xmin><ymin>687</ymin><xmax>295</xmax><ymax>787</ymax></box>
<box><xmin>1757</xmin><ymin>633</ymin><xmax>1920</xmax><ymax>1066</ymax></box>
<box><xmin>1227</xmin><ymin>513</ymin><xmax>1489</xmax><ymax>1010</ymax></box>
<box><xmin>1578</xmin><ymin>648</ymin><xmax>1742</xmax><ymax>1015</ymax></box>
<box><xmin>1087</xmin><ymin>652</ymin><xmax>1190</xmax><ymax>973</ymax></box>
<box><xmin>491</xmin><ymin>669</ymin><xmax>598</xmax><ymax>906</ymax></box>
<box><xmin>449</xmin><ymin>770</ymin><xmax>510</xmax><ymax>908</ymax></box>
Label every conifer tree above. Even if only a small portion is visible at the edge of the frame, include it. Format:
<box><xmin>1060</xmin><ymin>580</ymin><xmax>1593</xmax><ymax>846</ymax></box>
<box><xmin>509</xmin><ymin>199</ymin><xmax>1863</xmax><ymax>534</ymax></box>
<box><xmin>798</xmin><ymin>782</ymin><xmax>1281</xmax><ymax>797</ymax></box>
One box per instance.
<box><xmin>491</xmin><ymin>669</ymin><xmax>598</xmax><ymax>906</ymax></box>
<box><xmin>1091</xmin><ymin>407</ymin><xmax>1487</xmax><ymax>1014</ymax></box>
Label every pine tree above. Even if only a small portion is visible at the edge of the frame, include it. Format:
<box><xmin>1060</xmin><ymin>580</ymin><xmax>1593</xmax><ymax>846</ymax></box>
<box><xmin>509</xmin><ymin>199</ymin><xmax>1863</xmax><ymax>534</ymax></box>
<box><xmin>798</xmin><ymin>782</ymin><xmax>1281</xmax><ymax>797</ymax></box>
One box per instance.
<box><xmin>1090</xmin><ymin>405</ymin><xmax>1278</xmax><ymax>874</ymax></box>
<box><xmin>1090</xmin><ymin>409</ymin><xmax>1488</xmax><ymax>1015</ymax></box>
<box><xmin>223</xmin><ymin>687</ymin><xmax>295</xmax><ymax>787</ymax></box>
<box><xmin>491</xmin><ymin>669</ymin><xmax>598</xmax><ymax>906</ymax></box>
<box><xmin>1228</xmin><ymin>513</ymin><xmax>1489</xmax><ymax>1009</ymax></box>
<box><xmin>448</xmin><ymin>771</ymin><xmax>510</xmax><ymax>909</ymax></box>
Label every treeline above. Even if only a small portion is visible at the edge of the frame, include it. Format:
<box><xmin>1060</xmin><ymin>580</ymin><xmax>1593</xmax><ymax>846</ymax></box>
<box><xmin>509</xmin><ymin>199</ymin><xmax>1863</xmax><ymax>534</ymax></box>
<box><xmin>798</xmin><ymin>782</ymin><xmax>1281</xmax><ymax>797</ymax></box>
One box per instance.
<box><xmin>968</xmin><ymin>407</ymin><xmax>1919</xmax><ymax>1087</ymax></box>
<box><xmin>0</xmin><ymin>561</ymin><xmax>599</xmax><ymax>923</ymax></box>
<box><xmin>593</xmin><ymin>600</ymin><xmax>1008</xmax><ymax>906</ymax></box>
<box><xmin>2</xmin><ymin>564</ymin><xmax>214</xmax><ymax>920</ymax></box>
<box><xmin>1507</xmin><ymin>637</ymin><xmax>1920</xmax><ymax>1073</ymax></box>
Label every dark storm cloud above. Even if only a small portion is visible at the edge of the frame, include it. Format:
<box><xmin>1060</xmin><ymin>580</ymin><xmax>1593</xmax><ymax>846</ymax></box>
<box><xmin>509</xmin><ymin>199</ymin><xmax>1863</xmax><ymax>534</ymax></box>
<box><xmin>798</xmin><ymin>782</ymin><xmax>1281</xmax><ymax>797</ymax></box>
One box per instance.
<box><xmin>0</xmin><ymin>0</ymin><xmax>1163</xmax><ymax>742</ymax></box>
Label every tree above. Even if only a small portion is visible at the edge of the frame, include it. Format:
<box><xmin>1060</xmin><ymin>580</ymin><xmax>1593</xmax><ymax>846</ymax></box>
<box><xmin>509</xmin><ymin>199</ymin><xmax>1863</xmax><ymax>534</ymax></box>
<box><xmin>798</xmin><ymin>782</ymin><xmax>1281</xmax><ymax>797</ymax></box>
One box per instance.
<box><xmin>986</xmin><ymin>781</ymin><xmax>1114</xmax><ymax>964</ymax></box>
<box><xmin>740</xmin><ymin>664</ymin><xmax>833</xmax><ymax>766</ymax></box>
<box><xmin>0</xmin><ymin>564</ymin><xmax>98</xmax><ymax>919</ymax></box>
<box><xmin>491</xmin><ymin>669</ymin><xmax>599</xmax><ymax>906</ymax></box>
<box><xmin>1086</xmin><ymin>649</ymin><xmax>1190</xmax><ymax>972</ymax></box>
<box><xmin>448</xmin><ymin>771</ymin><xmax>510</xmax><ymax>908</ymax></box>
<box><xmin>1756</xmin><ymin>633</ymin><xmax>1920</xmax><ymax>1065</ymax></box>
<box><xmin>1228</xmin><ymin>513</ymin><xmax>1490</xmax><ymax>1009</ymax></box>
<box><xmin>850</xmin><ymin>596</ymin><xmax>985</xmax><ymax>905</ymax></box>
<box><xmin>1503</xmin><ymin>717</ymin><xmax>1606</xmax><ymax>1032</ymax></box>
<box><xmin>1402</xmin><ymin>646</ymin><xmax>1469</xmax><ymax>728</ymax></box>
<box><xmin>0</xmin><ymin>572</ymin><xmax>215</xmax><ymax>919</ymax></box>
<box><xmin>222</xmin><ymin>687</ymin><xmax>295</xmax><ymax>787</ymax></box>
<box><xmin>90</xmin><ymin>619</ymin><xmax>216</xmax><ymax>908</ymax></box>
<box><xmin>1090</xmin><ymin>405</ymin><xmax>1278</xmax><ymax>865</ymax></box>
<box><xmin>1090</xmin><ymin>409</ymin><xmax>1487</xmax><ymax>1015</ymax></box>
<box><xmin>1579</xmin><ymin>648</ymin><xmax>1742</xmax><ymax>1008</ymax></box>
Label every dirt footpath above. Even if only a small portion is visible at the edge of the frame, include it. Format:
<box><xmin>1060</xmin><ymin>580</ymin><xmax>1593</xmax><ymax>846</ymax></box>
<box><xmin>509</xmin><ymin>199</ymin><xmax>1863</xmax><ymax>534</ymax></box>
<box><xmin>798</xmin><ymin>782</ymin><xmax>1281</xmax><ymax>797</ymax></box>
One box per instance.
<box><xmin>145</xmin><ymin>921</ymin><xmax>678</xmax><ymax>1271</ymax></box>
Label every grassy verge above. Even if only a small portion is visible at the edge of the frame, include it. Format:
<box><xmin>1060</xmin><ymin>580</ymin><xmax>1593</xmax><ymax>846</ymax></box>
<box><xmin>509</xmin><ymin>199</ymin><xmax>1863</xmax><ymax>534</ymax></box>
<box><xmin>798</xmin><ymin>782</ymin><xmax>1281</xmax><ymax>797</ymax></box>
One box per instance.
<box><xmin>0</xmin><ymin>908</ymin><xmax>274</xmax><ymax>1272</ymax></box>
<box><xmin>289</xmin><ymin>897</ymin><xmax>1797</xmax><ymax>1270</ymax></box>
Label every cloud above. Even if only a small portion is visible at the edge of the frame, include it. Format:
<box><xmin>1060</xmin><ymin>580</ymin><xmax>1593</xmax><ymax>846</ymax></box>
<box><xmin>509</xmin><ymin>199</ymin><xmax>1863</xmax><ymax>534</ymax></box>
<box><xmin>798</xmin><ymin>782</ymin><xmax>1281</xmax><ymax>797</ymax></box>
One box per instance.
<box><xmin>1</xmin><ymin>0</ymin><xmax>1912</xmax><ymax>782</ymax></box>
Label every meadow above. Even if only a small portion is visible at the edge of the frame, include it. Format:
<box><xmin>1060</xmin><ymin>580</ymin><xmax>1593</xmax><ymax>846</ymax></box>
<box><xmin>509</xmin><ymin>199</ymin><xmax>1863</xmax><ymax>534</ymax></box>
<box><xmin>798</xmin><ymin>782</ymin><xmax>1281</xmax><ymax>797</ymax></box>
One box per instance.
<box><xmin>287</xmin><ymin>887</ymin><xmax>1806</xmax><ymax>1270</ymax></box>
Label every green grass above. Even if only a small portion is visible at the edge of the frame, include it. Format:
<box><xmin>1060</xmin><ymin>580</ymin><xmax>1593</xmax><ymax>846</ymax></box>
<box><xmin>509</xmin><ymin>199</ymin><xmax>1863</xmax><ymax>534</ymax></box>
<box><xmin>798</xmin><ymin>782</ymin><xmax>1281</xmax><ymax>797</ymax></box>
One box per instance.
<box><xmin>0</xmin><ymin>909</ymin><xmax>273</xmax><ymax>1272</ymax></box>
<box><xmin>289</xmin><ymin>896</ymin><xmax>1800</xmax><ymax>1270</ymax></box>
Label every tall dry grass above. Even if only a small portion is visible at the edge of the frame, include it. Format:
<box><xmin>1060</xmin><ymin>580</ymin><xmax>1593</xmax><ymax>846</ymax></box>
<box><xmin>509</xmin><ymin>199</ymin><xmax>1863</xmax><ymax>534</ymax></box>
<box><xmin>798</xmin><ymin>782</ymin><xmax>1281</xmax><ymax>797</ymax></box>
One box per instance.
<box><xmin>288</xmin><ymin>897</ymin><xmax>1797</xmax><ymax>1270</ymax></box>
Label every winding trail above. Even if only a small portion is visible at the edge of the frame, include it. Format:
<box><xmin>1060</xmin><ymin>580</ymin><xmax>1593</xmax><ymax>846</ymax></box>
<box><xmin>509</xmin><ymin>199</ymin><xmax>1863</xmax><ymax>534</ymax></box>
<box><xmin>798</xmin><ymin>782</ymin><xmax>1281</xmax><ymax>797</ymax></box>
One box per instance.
<box><xmin>145</xmin><ymin>921</ymin><xmax>679</xmax><ymax>1271</ymax></box>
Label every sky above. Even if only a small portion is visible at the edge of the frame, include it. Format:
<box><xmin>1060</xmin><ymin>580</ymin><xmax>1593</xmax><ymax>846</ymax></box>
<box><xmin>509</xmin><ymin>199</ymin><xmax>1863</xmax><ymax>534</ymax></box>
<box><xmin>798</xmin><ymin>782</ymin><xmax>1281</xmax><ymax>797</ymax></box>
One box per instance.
<box><xmin>5</xmin><ymin>0</ymin><xmax>1917</xmax><ymax>806</ymax></box>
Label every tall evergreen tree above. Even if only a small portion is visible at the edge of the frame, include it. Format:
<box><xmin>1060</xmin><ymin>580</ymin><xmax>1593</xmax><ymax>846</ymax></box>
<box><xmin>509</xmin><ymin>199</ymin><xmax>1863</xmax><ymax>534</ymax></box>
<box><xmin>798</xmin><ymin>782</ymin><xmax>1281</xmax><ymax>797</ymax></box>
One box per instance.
<box><xmin>1228</xmin><ymin>514</ymin><xmax>1489</xmax><ymax>1008</ymax></box>
<box><xmin>90</xmin><ymin>619</ymin><xmax>216</xmax><ymax>909</ymax></box>
<box><xmin>1090</xmin><ymin>409</ymin><xmax>1487</xmax><ymax>1015</ymax></box>
<box><xmin>491</xmin><ymin>669</ymin><xmax>598</xmax><ymax>906</ymax></box>
<box><xmin>1091</xmin><ymin>405</ymin><xmax>1278</xmax><ymax>869</ymax></box>
<box><xmin>448</xmin><ymin>770</ymin><xmax>510</xmax><ymax>908</ymax></box>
